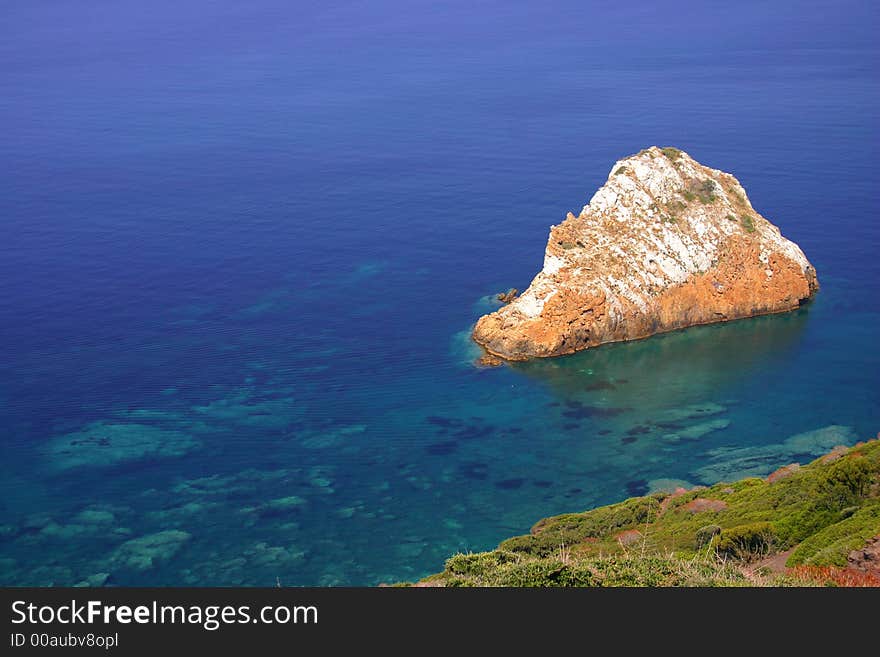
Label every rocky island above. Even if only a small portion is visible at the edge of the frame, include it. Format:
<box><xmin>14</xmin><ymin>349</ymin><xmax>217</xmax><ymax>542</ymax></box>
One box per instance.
<box><xmin>474</xmin><ymin>147</ymin><xmax>818</xmax><ymax>360</ymax></box>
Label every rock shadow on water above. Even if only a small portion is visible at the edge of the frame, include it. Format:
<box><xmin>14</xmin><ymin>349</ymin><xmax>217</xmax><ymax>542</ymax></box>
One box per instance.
<box><xmin>512</xmin><ymin>309</ymin><xmax>810</xmax><ymax>411</ymax></box>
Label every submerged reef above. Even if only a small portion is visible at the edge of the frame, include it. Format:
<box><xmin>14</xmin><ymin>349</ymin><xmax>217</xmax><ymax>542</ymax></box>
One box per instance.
<box><xmin>44</xmin><ymin>422</ymin><xmax>200</xmax><ymax>469</ymax></box>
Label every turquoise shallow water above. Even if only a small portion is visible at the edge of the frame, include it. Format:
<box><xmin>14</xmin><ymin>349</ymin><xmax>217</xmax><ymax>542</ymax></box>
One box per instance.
<box><xmin>1</xmin><ymin>1</ymin><xmax>878</xmax><ymax>585</ymax></box>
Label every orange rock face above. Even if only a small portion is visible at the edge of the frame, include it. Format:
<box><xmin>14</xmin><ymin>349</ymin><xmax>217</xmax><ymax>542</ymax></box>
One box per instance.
<box><xmin>473</xmin><ymin>147</ymin><xmax>819</xmax><ymax>360</ymax></box>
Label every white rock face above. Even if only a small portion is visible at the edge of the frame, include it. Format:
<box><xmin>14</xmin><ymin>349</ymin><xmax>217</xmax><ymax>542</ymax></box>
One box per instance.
<box><xmin>473</xmin><ymin>146</ymin><xmax>819</xmax><ymax>360</ymax></box>
<box><xmin>563</xmin><ymin>148</ymin><xmax>809</xmax><ymax>319</ymax></box>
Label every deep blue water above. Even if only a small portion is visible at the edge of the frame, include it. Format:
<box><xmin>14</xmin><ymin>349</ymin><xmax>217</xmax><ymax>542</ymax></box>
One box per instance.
<box><xmin>1</xmin><ymin>0</ymin><xmax>878</xmax><ymax>585</ymax></box>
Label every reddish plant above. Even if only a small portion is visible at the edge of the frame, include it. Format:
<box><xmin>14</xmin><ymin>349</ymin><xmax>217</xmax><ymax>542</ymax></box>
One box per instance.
<box><xmin>788</xmin><ymin>565</ymin><xmax>880</xmax><ymax>587</ymax></box>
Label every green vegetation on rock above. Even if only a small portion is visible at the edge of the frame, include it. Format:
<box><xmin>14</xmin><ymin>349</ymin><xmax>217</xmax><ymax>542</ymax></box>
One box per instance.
<box><xmin>425</xmin><ymin>552</ymin><xmax>749</xmax><ymax>587</ymax></box>
<box><xmin>414</xmin><ymin>439</ymin><xmax>880</xmax><ymax>587</ymax></box>
<box><xmin>697</xmin><ymin>179</ymin><xmax>717</xmax><ymax>204</ymax></box>
<box><xmin>711</xmin><ymin>521</ymin><xmax>775</xmax><ymax>559</ymax></box>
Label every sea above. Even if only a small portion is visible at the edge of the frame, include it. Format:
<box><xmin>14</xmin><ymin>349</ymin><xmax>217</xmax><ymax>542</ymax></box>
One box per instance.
<box><xmin>1</xmin><ymin>0</ymin><xmax>877</xmax><ymax>585</ymax></box>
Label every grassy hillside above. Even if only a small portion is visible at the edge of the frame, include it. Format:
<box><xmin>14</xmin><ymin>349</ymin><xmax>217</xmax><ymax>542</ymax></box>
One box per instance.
<box><xmin>415</xmin><ymin>438</ymin><xmax>880</xmax><ymax>587</ymax></box>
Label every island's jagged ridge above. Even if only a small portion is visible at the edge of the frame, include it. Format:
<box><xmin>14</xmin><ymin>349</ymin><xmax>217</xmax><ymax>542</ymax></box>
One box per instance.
<box><xmin>473</xmin><ymin>147</ymin><xmax>819</xmax><ymax>360</ymax></box>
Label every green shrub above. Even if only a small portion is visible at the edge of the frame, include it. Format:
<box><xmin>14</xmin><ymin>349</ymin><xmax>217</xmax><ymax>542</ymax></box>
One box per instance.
<box><xmin>501</xmin><ymin>496</ymin><xmax>660</xmax><ymax>557</ymax></box>
<box><xmin>443</xmin><ymin>576</ymin><xmax>476</xmax><ymax>587</ymax></box>
<box><xmin>726</xmin><ymin>214</ymin><xmax>737</xmax><ymax>221</ymax></box>
<box><xmin>741</xmin><ymin>215</ymin><xmax>755</xmax><ymax>232</ymax></box>
<box><xmin>819</xmin><ymin>456</ymin><xmax>873</xmax><ymax>506</ymax></box>
<box><xmin>697</xmin><ymin>179</ymin><xmax>717</xmax><ymax>204</ymax></box>
<box><xmin>679</xmin><ymin>178</ymin><xmax>717</xmax><ymax>205</ymax></box>
<box><xmin>445</xmin><ymin>550</ymin><xmax>519</xmax><ymax>577</ymax></box>
<box><xmin>712</xmin><ymin>522</ymin><xmax>776</xmax><ymax>560</ymax></box>
<box><xmin>498</xmin><ymin>534</ymin><xmax>542</xmax><ymax>554</ymax></box>
<box><xmin>774</xmin><ymin>506</ymin><xmax>841</xmax><ymax>547</ymax></box>
<box><xmin>695</xmin><ymin>524</ymin><xmax>722</xmax><ymax>548</ymax></box>
<box><xmin>787</xmin><ymin>503</ymin><xmax>880</xmax><ymax>567</ymax></box>
<box><xmin>615</xmin><ymin>166</ymin><xmax>628</xmax><ymax>175</ymax></box>
<box><xmin>661</xmin><ymin>147</ymin><xmax>682</xmax><ymax>161</ymax></box>
<box><xmin>494</xmin><ymin>560</ymin><xmax>597</xmax><ymax>587</ymax></box>
<box><xmin>593</xmin><ymin>555</ymin><xmax>680</xmax><ymax>586</ymax></box>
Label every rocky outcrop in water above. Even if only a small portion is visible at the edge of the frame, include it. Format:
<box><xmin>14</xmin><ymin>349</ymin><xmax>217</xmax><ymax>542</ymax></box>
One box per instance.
<box><xmin>473</xmin><ymin>147</ymin><xmax>818</xmax><ymax>360</ymax></box>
